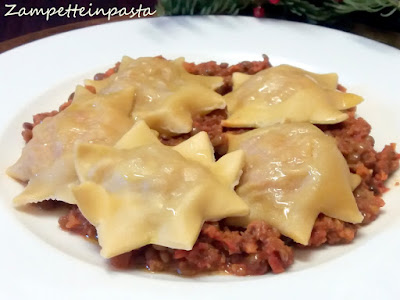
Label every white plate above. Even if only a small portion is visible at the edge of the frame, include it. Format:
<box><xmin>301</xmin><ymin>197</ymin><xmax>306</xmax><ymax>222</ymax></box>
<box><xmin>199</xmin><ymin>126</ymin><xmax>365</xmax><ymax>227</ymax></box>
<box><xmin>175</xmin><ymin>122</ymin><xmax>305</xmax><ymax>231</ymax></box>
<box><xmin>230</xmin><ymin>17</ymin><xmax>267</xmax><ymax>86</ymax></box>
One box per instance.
<box><xmin>0</xmin><ymin>16</ymin><xmax>399</xmax><ymax>300</ymax></box>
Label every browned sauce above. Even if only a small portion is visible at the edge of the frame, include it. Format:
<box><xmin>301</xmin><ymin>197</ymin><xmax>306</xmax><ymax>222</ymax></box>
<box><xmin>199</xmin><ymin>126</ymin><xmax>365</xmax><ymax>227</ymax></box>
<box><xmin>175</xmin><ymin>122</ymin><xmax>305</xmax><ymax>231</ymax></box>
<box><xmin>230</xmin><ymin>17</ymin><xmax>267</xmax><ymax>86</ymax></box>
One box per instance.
<box><xmin>26</xmin><ymin>56</ymin><xmax>399</xmax><ymax>276</ymax></box>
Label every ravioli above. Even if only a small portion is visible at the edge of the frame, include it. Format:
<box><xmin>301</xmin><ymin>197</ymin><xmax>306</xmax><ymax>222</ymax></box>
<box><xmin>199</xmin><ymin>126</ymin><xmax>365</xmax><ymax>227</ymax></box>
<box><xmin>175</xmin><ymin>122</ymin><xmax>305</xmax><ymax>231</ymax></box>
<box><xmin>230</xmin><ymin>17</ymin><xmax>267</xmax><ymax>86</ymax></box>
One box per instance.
<box><xmin>226</xmin><ymin>123</ymin><xmax>363</xmax><ymax>245</ymax></box>
<box><xmin>223</xmin><ymin>65</ymin><xmax>363</xmax><ymax>128</ymax></box>
<box><xmin>85</xmin><ymin>56</ymin><xmax>225</xmax><ymax>136</ymax></box>
<box><xmin>72</xmin><ymin>121</ymin><xmax>249</xmax><ymax>258</ymax></box>
<box><xmin>7</xmin><ymin>85</ymin><xmax>135</xmax><ymax>205</ymax></box>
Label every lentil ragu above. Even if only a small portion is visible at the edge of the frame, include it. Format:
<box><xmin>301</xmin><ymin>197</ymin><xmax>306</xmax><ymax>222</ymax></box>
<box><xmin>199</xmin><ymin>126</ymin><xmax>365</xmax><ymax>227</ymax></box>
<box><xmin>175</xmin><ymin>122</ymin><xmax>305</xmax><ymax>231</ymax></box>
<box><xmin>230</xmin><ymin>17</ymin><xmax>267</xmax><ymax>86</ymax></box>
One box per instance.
<box><xmin>24</xmin><ymin>57</ymin><xmax>399</xmax><ymax>276</ymax></box>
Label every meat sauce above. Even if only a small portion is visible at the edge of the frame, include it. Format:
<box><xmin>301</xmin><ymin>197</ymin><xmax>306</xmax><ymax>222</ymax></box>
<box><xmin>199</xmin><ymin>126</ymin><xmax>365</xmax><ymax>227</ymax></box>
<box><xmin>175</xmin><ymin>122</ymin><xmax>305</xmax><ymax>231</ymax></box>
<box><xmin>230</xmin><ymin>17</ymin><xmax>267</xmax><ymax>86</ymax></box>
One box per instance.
<box><xmin>26</xmin><ymin>57</ymin><xmax>399</xmax><ymax>276</ymax></box>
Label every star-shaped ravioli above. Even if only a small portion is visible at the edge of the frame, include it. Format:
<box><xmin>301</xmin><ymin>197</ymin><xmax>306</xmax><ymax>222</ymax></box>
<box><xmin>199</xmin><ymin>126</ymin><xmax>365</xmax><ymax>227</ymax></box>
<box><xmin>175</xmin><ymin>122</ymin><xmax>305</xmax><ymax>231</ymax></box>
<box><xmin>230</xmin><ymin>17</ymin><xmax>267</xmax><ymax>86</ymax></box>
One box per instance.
<box><xmin>7</xmin><ymin>85</ymin><xmax>135</xmax><ymax>205</ymax></box>
<box><xmin>222</xmin><ymin>65</ymin><xmax>363</xmax><ymax>128</ymax></box>
<box><xmin>226</xmin><ymin>123</ymin><xmax>363</xmax><ymax>245</ymax></box>
<box><xmin>72</xmin><ymin>121</ymin><xmax>249</xmax><ymax>258</ymax></box>
<box><xmin>85</xmin><ymin>56</ymin><xmax>226</xmax><ymax>136</ymax></box>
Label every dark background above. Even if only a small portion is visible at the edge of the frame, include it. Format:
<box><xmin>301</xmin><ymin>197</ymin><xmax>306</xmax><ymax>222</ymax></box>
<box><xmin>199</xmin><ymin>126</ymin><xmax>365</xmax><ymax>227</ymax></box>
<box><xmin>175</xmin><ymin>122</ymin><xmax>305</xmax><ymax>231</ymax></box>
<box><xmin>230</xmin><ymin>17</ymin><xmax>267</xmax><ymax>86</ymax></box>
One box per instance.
<box><xmin>0</xmin><ymin>0</ymin><xmax>157</xmax><ymax>42</ymax></box>
<box><xmin>0</xmin><ymin>0</ymin><xmax>398</xmax><ymax>49</ymax></box>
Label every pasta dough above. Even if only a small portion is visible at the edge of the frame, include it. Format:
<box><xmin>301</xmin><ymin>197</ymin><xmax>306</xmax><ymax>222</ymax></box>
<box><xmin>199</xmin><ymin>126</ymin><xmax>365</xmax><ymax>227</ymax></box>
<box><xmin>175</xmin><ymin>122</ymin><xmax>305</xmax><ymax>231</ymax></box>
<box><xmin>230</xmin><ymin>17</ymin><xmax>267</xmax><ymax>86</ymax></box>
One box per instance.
<box><xmin>223</xmin><ymin>65</ymin><xmax>363</xmax><ymax>128</ymax></box>
<box><xmin>85</xmin><ymin>56</ymin><xmax>226</xmax><ymax>136</ymax></box>
<box><xmin>73</xmin><ymin>121</ymin><xmax>249</xmax><ymax>258</ymax></box>
<box><xmin>8</xmin><ymin>85</ymin><xmax>135</xmax><ymax>205</ymax></box>
<box><xmin>226</xmin><ymin>123</ymin><xmax>363</xmax><ymax>245</ymax></box>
